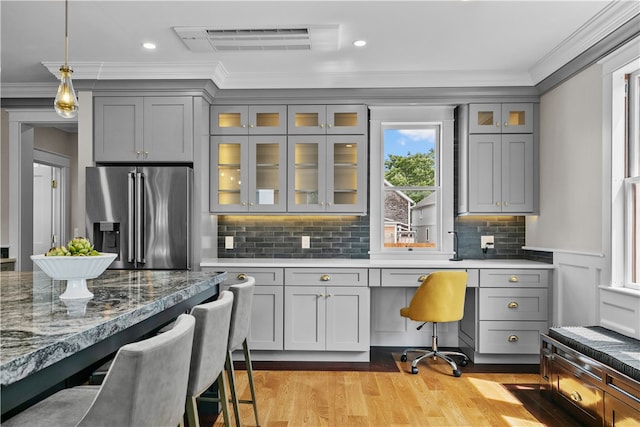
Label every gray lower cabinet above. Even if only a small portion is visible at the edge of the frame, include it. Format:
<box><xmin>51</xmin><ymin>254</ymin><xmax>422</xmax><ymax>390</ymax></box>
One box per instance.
<box><xmin>217</xmin><ymin>267</ymin><xmax>284</xmax><ymax>351</ymax></box>
<box><xmin>284</xmin><ymin>268</ymin><xmax>370</xmax><ymax>351</ymax></box>
<box><xmin>94</xmin><ymin>96</ymin><xmax>193</xmax><ymax>163</ymax></box>
<box><xmin>459</xmin><ymin>268</ymin><xmax>550</xmax><ymax>363</ymax></box>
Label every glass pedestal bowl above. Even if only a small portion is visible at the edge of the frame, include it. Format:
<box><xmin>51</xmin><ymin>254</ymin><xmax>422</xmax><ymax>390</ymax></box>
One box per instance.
<box><xmin>31</xmin><ymin>253</ymin><xmax>117</xmax><ymax>300</ymax></box>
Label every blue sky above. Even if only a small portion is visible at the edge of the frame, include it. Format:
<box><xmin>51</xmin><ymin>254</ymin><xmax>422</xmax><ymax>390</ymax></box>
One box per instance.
<box><xmin>384</xmin><ymin>128</ymin><xmax>436</xmax><ymax>159</ymax></box>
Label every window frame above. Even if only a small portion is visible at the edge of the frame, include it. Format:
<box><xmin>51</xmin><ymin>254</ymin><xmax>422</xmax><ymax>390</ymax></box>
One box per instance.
<box><xmin>604</xmin><ymin>39</ymin><xmax>640</xmax><ymax>291</ymax></box>
<box><xmin>624</xmin><ymin>70</ymin><xmax>640</xmax><ymax>290</ymax></box>
<box><xmin>368</xmin><ymin>106</ymin><xmax>455</xmax><ymax>260</ymax></box>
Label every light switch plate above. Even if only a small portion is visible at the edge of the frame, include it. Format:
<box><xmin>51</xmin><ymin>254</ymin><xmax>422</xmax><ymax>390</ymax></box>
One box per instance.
<box><xmin>225</xmin><ymin>236</ymin><xmax>234</xmax><ymax>250</ymax></box>
<box><xmin>302</xmin><ymin>236</ymin><xmax>310</xmax><ymax>249</ymax></box>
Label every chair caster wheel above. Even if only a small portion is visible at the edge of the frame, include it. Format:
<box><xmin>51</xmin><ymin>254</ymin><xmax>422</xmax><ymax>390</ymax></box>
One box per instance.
<box><xmin>459</xmin><ymin>359</ymin><xmax>468</xmax><ymax>367</ymax></box>
<box><xmin>411</xmin><ymin>366</ymin><xmax>419</xmax><ymax>374</ymax></box>
<box><xmin>400</xmin><ymin>354</ymin><xmax>407</xmax><ymax>362</ymax></box>
<box><xmin>453</xmin><ymin>369</ymin><xmax>462</xmax><ymax>377</ymax></box>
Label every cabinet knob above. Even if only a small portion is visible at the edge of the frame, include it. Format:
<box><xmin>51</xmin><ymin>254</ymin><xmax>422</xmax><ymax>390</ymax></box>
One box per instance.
<box><xmin>319</xmin><ymin>123</ymin><xmax>324</xmax><ymax>128</ymax></box>
<box><xmin>496</xmin><ymin>201</ymin><xmax>501</xmax><ymax>207</ymax></box>
<box><xmin>328</xmin><ymin>124</ymin><xmax>332</xmax><ymax>128</ymax></box>
<box><xmin>508</xmin><ymin>335</ymin><xmax>519</xmax><ymax>342</ymax></box>
<box><xmin>242</xmin><ymin>124</ymin><xmax>246</xmax><ymax>128</ymax></box>
<box><xmin>250</xmin><ymin>124</ymin><xmax>254</xmax><ymax>128</ymax></box>
<box><xmin>242</xmin><ymin>202</ymin><xmax>246</xmax><ymax>206</ymax></box>
<box><xmin>317</xmin><ymin>293</ymin><xmax>325</xmax><ymax>298</ymax></box>
<box><xmin>136</xmin><ymin>151</ymin><xmax>141</xmax><ymax>156</ymax></box>
<box><xmin>504</xmin><ymin>201</ymin><xmax>509</xmax><ymax>206</ymax></box>
<box><xmin>504</xmin><ymin>122</ymin><xmax>509</xmax><ymax>127</ymax></box>
<box><xmin>237</xmin><ymin>273</ymin><xmax>247</xmax><ymax>280</ymax></box>
<box><xmin>570</xmin><ymin>391</ymin><xmax>582</xmax><ymax>402</ymax></box>
<box><xmin>496</xmin><ymin>122</ymin><xmax>501</xmax><ymax>127</ymax></box>
<box><xmin>327</xmin><ymin>293</ymin><xmax>333</xmax><ymax>297</ymax></box>
<box><xmin>320</xmin><ymin>201</ymin><xmax>324</xmax><ymax>207</ymax></box>
<box><xmin>509</xmin><ymin>276</ymin><xmax>519</xmax><ymax>283</ymax></box>
<box><xmin>418</xmin><ymin>275</ymin><xmax>428</xmax><ymax>282</ymax></box>
<box><xmin>321</xmin><ymin>274</ymin><xmax>331</xmax><ymax>282</ymax></box>
<box><xmin>249</xmin><ymin>202</ymin><xmax>254</xmax><ymax>206</ymax></box>
<box><xmin>508</xmin><ymin>301</ymin><xmax>519</xmax><ymax>309</ymax></box>
<box><xmin>144</xmin><ymin>151</ymin><xmax>149</xmax><ymax>156</ymax></box>
<box><xmin>327</xmin><ymin>202</ymin><xmax>332</xmax><ymax>206</ymax></box>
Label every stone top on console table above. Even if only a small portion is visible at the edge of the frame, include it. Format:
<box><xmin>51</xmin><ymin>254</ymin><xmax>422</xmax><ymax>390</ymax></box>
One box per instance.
<box><xmin>0</xmin><ymin>269</ymin><xmax>225</xmax><ymax>386</ymax></box>
<box><xmin>201</xmin><ymin>258</ymin><xmax>554</xmax><ymax>269</ymax></box>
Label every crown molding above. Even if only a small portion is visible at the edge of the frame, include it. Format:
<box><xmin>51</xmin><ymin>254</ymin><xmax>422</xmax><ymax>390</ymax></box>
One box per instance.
<box><xmin>529</xmin><ymin>1</ymin><xmax>640</xmax><ymax>84</ymax></box>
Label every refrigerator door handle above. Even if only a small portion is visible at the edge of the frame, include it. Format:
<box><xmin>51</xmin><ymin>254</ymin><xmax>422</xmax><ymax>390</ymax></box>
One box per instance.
<box><xmin>135</xmin><ymin>172</ymin><xmax>145</xmax><ymax>264</ymax></box>
<box><xmin>127</xmin><ymin>172</ymin><xmax>135</xmax><ymax>263</ymax></box>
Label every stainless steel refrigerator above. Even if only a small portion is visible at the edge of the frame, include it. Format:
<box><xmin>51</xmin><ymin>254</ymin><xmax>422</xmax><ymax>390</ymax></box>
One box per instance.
<box><xmin>86</xmin><ymin>166</ymin><xmax>192</xmax><ymax>270</ymax></box>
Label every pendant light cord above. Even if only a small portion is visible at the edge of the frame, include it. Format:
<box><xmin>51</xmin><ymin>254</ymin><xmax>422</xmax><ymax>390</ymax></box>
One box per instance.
<box><xmin>64</xmin><ymin>0</ymin><xmax>69</xmax><ymax>67</ymax></box>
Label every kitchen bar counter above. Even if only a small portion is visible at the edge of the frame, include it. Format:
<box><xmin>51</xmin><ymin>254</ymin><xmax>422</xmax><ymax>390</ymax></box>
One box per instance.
<box><xmin>201</xmin><ymin>258</ymin><xmax>554</xmax><ymax>269</ymax></box>
<box><xmin>0</xmin><ymin>269</ymin><xmax>225</xmax><ymax>417</ymax></box>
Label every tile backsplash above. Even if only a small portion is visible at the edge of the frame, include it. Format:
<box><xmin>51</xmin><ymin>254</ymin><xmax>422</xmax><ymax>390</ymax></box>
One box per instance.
<box><xmin>218</xmin><ymin>215</ymin><xmax>370</xmax><ymax>259</ymax></box>
<box><xmin>218</xmin><ymin>214</ymin><xmax>552</xmax><ymax>263</ymax></box>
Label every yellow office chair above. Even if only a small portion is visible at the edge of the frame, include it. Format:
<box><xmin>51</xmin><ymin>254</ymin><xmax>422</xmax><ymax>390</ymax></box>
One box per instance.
<box><xmin>400</xmin><ymin>271</ymin><xmax>469</xmax><ymax>377</ymax></box>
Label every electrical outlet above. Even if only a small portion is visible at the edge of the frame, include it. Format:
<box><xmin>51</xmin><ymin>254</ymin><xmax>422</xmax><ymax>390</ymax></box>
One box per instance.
<box><xmin>301</xmin><ymin>236</ymin><xmax>310</xmax><ymax>249</ymax></box>
<box><xmin>225</xmin><ymin>236</ymin><xmax>234</xmax><ymax>250</ymax></box>
<box><xmin>481</xmin><ymin>235</ymin><xmax>494</xmax><ymax>249</ymax></box>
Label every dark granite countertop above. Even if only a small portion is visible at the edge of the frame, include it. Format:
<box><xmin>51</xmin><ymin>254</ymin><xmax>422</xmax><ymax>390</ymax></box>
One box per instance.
<box><xmin>0</xmin><ymin>269</ymin><xmax>225</xmax><ymax>386</ymax></box>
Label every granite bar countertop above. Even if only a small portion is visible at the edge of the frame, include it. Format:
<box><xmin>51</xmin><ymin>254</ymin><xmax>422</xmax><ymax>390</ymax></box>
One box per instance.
<box><xmin>0</xmin><ymin>270</ymin><xmax>225</xmax><ymax>386</ymax></box>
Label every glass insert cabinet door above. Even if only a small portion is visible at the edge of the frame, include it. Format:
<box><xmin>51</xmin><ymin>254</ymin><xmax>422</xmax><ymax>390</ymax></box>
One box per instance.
<box><xmin>210</xmin><ymin>135</ymin><xmax>286</xmax><ymax>212</ymax></box>
<box><xmin>288</xmin><ymin>135</ymin><xmax>366</xmax><ymax>213</ymax></box>
<box><xmin>211</xmin><ymin>105</ymin><xmax>287</xmax><ymax>135</ymax></box>
<box><xmin>287</xmin><ymin>105</ymin><xmax>367</xmax><ymax>135</ymax></box>
<box><xmin>468</xmin><ymin>103</ymin><xmax>533</xmax><ymax>134</ymax></box>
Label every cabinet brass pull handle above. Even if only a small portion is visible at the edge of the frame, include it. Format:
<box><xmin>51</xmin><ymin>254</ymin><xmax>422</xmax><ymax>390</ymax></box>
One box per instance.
<box><xmin>418</xmin><ymin>275</ymin><xmax>428</xmax><ymax>282</ymax></box>
<box><xmin>508</xmin><ymin>335</ymin><xmax>519</xmax><ymax>342</ymax></box>
<box><xmin>508</xmin><ymin>301</ymin><xmax>519</xmax><ymax>309</ymax></box>
<box><xmin>509</xmin><ymin>276</ymin><xmax>519</xmax><ymax>283</ymax></box>
<box><xmin>321</xmin><ymin>274</ymin><xmax>331</xmax><ymax>282</ymax></box>
<box><xmin>570</xmin><ymin>391</ymin><xmax>582</xmax><ymax>402</ymax></box>
<box><xmin>237</xmin><ymin>273</ymin><xmax>247</xmax><ymax>280</ymax></box>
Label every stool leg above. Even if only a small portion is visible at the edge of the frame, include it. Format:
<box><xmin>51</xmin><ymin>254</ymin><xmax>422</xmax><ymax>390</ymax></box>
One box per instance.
<box><xmin>217</xmin><ymin>371</ymin><xmax>232</xmax><ymax>427</ymax></box>
<box><xmin>186</xmin><ymin>396</ymin><xmax>200</xmax><ymax>427</ymax></box>
<box><xmin>225</xmin><ymin>352</ymin><xmax>242</xmax><ymax>427</ymax></box>
<box><xmin>242</xmin><ymin>340</ymin><xmax>260</xmax><ymax>426</ymax></box>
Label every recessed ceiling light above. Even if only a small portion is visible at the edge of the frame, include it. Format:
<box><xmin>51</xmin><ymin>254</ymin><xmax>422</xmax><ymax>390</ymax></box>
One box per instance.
<box><xmin>142</xmin><ymin>42</ymin><xmax>156</xmax><ymax>50</ymax></box>
<box><xmin>353</xmin><ymin>40</ymin><xmax>366</xmax><ymax>47</ymax></box>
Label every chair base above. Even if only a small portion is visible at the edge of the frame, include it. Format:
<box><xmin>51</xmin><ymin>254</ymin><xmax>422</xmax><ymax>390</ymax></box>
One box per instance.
<box><xmin>401</xmin><ymin>323</ymin><xmax>469</xmax><ymax>377</ymax></box>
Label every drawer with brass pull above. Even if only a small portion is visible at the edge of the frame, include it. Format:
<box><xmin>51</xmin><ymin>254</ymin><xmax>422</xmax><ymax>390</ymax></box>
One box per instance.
<box><xmin>478</xmin><ymin>288</ymin><xmax>548</xmax><ymax>321</ymax></box>
<box><xmin>285</xmin><ymin>268</ymin><xmax>368</xmax><ymax>286</ymax></box>
<box><xmin>477</xmin><ymin>321</ymin><xmax>547</xmax><ymax>354</ymax></box>
<box><xmin>479</xmin><ymin>269</ymin><xmax>549</xmax><ymax>288</ymax></box>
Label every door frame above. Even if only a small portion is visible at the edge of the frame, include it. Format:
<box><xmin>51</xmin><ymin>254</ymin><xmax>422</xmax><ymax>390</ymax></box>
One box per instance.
<box><xmin>6</xmin><ymin>109</ymin><xmax>78</xmax><ymax>271</ymax></box>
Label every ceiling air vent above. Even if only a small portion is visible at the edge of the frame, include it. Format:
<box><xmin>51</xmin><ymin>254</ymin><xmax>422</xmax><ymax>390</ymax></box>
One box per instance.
<box><xmin>174</xmin><ymin>25</ymin><xmax>338</xmax><ymax>52</ymax></box>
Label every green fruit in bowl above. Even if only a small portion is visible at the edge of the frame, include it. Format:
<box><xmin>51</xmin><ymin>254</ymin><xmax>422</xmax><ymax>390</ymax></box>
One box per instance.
<box><xmin>46</xmin><ymin>246</ymin><xmax>70</xmax><ymax>256</ymax></box>
<box><xmin>44</xmin><ymin>237</ymin><xmax>100</xmax><ymax>256</ymax></box>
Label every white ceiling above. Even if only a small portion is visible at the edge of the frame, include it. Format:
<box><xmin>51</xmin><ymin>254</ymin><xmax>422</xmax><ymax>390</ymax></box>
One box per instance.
<box><xmin>1</xmin><ymin>0</ymin><xmax>639</xmax><ymax>95</ymax></box>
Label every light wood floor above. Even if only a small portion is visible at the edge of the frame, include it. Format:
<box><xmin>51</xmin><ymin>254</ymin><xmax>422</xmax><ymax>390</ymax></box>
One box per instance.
<box><xmin>209</xmin><ymin>356</ymin><xmax>578</xmax><ymax>427</ymax></box>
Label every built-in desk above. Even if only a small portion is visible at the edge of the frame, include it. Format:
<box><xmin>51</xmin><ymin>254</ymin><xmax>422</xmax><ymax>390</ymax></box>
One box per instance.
<box><xmin>201</xmin><ymin>258</ymin><xmax>553</xmax><ymax>363</ymax></box>
<box><xmin>0</xmin><ymin>270</ymin><xmax>225</xmax><ymax>419</ymax></box>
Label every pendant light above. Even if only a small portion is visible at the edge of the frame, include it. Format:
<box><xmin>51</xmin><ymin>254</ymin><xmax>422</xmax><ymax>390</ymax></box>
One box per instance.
<box><xmin>54</xmin><ymin>0</ymin><xmax>79</xmax><ymax>118</ymax></box>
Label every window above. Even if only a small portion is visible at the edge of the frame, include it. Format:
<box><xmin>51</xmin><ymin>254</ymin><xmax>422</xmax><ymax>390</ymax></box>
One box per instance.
<box><xmin>382</xmin><ymin>125</ymin><xmax>440</xmax><ymax>249</ymax></box>
<box><xmin>369</xmin><ymin>106</ymin><xmax>455</xmax><ymax>260</ymax></box>
<box><xmin>625</xmin><ymin>70</ymin><xmax>640</xmax><ymax>289</ymax></box>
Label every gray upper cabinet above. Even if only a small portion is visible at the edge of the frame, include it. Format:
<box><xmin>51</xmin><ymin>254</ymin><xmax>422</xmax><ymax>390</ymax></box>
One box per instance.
<box><xmin>94</xmin><ymin>96</ymin><xmax>194</xmax><ymax>163</ymax></box>
<box><xmin>211</xmin><ymin>105</ymin><xmax>287</xmax><ymax>135</ymax></box>
<box><xmin>469</xmin><ymin>103</ymin><xmax>533</xmax><ymax>134</ymax></box>
<box><xmin>210</xmin><ymin>134</ymin><xmax>287</xmax><ymax>213</ymax></box>
<box><xmin>288</xmin><ymin>105</ymin><xmax>367</xmax><ymax>135</ymax></box>
<box><xmin>287</xmin><ymin>134</ymin><xmax>367</xmax><ymax>213</ymax></box>
<box><xmin>468</xmin><ymin>134</ymin><xmax>534</xmax><ymax>213</ymax></box>
<box><xmin>460</xmin><ymin>103</ymin><xmax>538</xmax><ymax>215</ymax></box>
